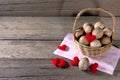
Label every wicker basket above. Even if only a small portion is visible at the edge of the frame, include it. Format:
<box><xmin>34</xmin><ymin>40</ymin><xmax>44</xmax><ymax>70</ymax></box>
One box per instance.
<box><xmin>73</xmin><ymin>8</ymin><xmax>117</xmax><ymax>57</ymax></box>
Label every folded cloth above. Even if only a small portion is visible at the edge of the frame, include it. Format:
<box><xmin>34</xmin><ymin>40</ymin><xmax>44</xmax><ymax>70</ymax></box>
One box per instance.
<box><xmin>54</xmin><ymin>33</ymin><xmax>120</xmax><ymax>75</ymax></box>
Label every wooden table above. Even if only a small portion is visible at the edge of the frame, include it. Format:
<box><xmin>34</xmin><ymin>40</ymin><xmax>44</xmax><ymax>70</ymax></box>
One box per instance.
<box><xmin>0</xmin><ymin>17</ymin><xmax>119</xmax><ymax>80</ymax></box>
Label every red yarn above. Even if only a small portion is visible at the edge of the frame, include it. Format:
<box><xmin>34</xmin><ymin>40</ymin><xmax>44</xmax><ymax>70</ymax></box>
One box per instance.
<box><xmin>86</xmin><ymin>33</ymin><xmax>96</xmax><ymax>42</ymax></box>
<box><xmin>70</xmin><ymin>56</ymin><xmax>80</xmax><ymax>66</ymax></box>
<box><xmin>58</xmin><ymin>44</ymin><xmax>67</xmax><ymax>51</ymax></box>
<box><xmin>89</xmin><ymin>63</ymin><xmax>99</xmax><ymax>74</ymax></box>
<box><xmin>52</xmin><ymin>58</ymin><xmax>67</xmax><ymax>68</ymax></box>
<box><xmin>51</xmin><ymin>58</ymin><xmax>60</xmax><ymax>67</ymax></box>
<box><xmin>58</xmin><ymin>59</ymin><xmax>67</xmax><ymax>67</ymax></box>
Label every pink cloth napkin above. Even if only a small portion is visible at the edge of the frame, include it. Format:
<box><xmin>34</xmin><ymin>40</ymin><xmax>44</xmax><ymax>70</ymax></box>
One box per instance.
<box><xmin>54</xmin><ymin>33</ymin><xmax>120</xmax><ymax>75</ymax></box>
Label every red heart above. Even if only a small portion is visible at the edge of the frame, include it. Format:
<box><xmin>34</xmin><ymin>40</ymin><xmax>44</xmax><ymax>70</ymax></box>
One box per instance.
<box><xmin>70</xmin><ymin>56</ymin><xmax>80</xmax><ymax>66</ymax></box>
<box><xmin>93</xmin><ymin>63</ymin><xmax>99</xmax><ymax>68</ymax></box>
<box><xmin>89</xmin><ymin>63</ymin><xmax>99</xmax><ymax>74</ymax></box>
<box><xmin>51</xmin><ymin>58</ymin><xmax>60</xmax><ymax>67</ymax></box>
<box><xmin>85</xmin><ymin>33</ymin><xmax>96</xmax><ymax>42</ymax></box>
<box><xmin>58</xmin><ymin>44</ymin><xmax>67</xmax><ymax>51</ymax></box>
<box><xmin>71</xmin><ymin>61</ymin><xmax>78</xmax><ymax>66</ymax></box>
<box><xmin>58</xmin><ymin>59</ymin><xmax>67</xmax><ymax>67</ymax></box>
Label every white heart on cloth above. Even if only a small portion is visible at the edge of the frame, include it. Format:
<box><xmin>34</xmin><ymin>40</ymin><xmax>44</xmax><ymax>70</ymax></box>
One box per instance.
<box><xmin>53</xmin><ymin>33</ymin><xmax>120</xmax><ymax>75</ymax></box>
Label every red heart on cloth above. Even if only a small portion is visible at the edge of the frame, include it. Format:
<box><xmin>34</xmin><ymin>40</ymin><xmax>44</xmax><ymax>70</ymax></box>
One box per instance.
<box><xmin>51</xmin><ymin>58</ymin><xmax>61</xmax><ymax>67</ymax></box>
<box><xmin>58</xmin><ymin>59</ymin><xmax>67</xmax><ymax>67</ymax></box>
<box><xmin>70</xmin><ymin>56</ymin><xmax>80</xmax><ymax>66</ymax></box>
<box><xmin>85</xmin><ymin>33</ymin><xmax>96</xmax><ymax>42</ymax></box>
<box><xmin>58</xmin><ymin>44</ymin><xmax>67</xmax><ymax>51</ymax></box>
<box><xmin>89</xmin><ymin>63</ymin><xmax>99</xmax><ymax>74</ymax></box>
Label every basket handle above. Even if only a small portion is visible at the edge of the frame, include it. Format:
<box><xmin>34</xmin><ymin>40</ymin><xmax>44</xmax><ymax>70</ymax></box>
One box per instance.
<box><xmin>73</xmin><ymin>8</ymin><xmax>117</xmax><ymax>39</ymax></box>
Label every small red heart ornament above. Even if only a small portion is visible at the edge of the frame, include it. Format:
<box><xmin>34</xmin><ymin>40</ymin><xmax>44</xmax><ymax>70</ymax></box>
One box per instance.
<box><xmin>85</xmin><ymin>33</ymin><xmax>96</xmax><ymax>42</ymax></box>
<box><xmin>51</xmin><ymin>58</ymin><xmax>60</xmax><ymax>67</ymax></box>
<box><xmin>89</xmin><ymin>63</ymin><xmax>99</xmax><ymax>74</ymax></box>
<box><xmin>58</xmin><ymin>44</ymin><xmax>67</xmax><ymax>51</ymax></box>
<box><xmin>70</xmin><ymin>56</ymin><xmax>80</xmax><ymax>66</ymax></box>
<box><xmin>58</xmin><ymin>59</ymin><xmax>67</xmax><ymax>67</ymax></box>
<box><xmin>52</xmin><ymin>58</ymin><xmax>67</xmax><ymax>67</ymax></box>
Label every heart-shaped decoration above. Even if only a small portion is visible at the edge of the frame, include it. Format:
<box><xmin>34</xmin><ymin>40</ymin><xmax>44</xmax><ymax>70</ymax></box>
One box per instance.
<box><xmin>58</xmin><ymin>59</ymin><xmax>67</xmax><ymax>67</ymax></box>
<box><xmin>58</xmin><ymin>44</ymin><xmax>67</xmax><ymax>51</ymax></box>
<box><xmin>52</xmin><ymin>58</ymin><xmax>67</xmax><ymax>68</ymax></box>
<box><xmin>70</xmin><ymin>56</ymin><xmax>80</xmax><ymax>66</ymax></box>
<box><xmin>89</xmin><ymin>63</ymin><xmax>99</xmax><ymax>74</ymax></box>
<box><xmin>86</xmin><ymin>33</ymin><xmax>96</xmax><ymax>42</ymax></box>
<box><xmin>51</xmin><ymin>58</ymin><xmax>61</xmax><ymax>67</ymax></box>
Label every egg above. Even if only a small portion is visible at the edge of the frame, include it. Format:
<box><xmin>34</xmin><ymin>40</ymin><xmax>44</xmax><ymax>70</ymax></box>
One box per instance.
<box><xmin>94</xmin><ymin>22</ymin><xmax>105</xmax><ymax>29</ymax></box>
<box><xmin>103</xmin><ymin>28</ymin><xmax>112</xmax><ymax>37</ymax></box>
<box><xmin>78</xmin><ymin>57</ymin><xmax>89</xmax><ymax>71</ymax></box>
<box><xmin>92</xmin><ymin>27</ymin><xmax>103</xmax><ymax>39</ymax></box>
<box><xmin>90</xmin><ymin>40</ymin><xmax>101</xmax><ymax>47</ymax></box>
<box><xmin>75</xmin><ymin>28</ymin><xmax>84</xmax><ymax>38</ymax></box>
<box><xmin>83</xmin><ymin>23</ymin><xmax>94</xmax><ymax>33</ymax></box>
<box><xmin>101</xmin><ymin>36</ymin><xmax>111</xmax><ymax>45</ymax></box>
<box><xmin>79</xmin><ymin>36</ymin><xmax>89</xmax><ymax>45</ymax></box>
<box><xmin>83</xmin><ymin>23</ymin><xmax>92</xmax><ymax>28</ymax></box>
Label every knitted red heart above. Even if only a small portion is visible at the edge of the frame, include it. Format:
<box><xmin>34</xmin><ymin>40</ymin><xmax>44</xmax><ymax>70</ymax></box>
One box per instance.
<box><xmin>51</xmin><ymin>58</ymin><xmax>61</xmax><ymax>67</ymax></box>
<box><xmin>89</xmin><ymin>63</ymin><xmax>99</xmax><ymax>74</ymax></box>
<box><xmin>58</xmin><ymin>59</ymin><xmax>67</xmax><ymax>67</ymax></box>
<box><xmin>70</xmin><ymin>56</ymin><xmax>80</xmax><ymax>66</ymax></box>
<box><xmin>58</xmin><ymin>44</ymin><xmax>67</xmax><ymax>51</ymax></box>
<box><xmin>86</xmin><ymin>33</ymin><xmax>96</xmax><ymax>42</ymax></box>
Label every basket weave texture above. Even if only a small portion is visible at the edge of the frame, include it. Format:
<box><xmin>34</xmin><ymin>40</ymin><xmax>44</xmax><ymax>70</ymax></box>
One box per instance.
<box><xmin>73</xmin><ymin>8</ymin><xmax>117</xmax><ymax>57</ymax></box>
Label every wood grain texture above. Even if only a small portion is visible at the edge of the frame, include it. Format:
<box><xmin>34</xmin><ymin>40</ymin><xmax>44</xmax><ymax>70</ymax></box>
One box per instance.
<box><xmin>0</xmin><ymin>0</ymin><xmax>119</xmax><ymax>16</ymax></box>
<box><xmin>0</xmin><ymin>40</ymin><xmax>60</xmax><ymax>58</ymax></box>
<box><xmin>0</xmin><ymin>40</ymin><xmax>119</xmax><ymax>58</ymax></box>
<box><xmin>0</xmin><ymin>17</ymin><xmax>119</xmax><ymax>40</ymax></box>
<box><xmin>0</xmin><ymin>58</ymin><xmax>118</xmax><ymax>80</ymax></box>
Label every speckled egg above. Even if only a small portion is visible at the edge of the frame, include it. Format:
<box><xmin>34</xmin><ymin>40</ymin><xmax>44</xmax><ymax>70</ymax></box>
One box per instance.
<box><xmin>78</xmin><ymin>57</ymin><xmax>89</xmax><ymax>71</ymax></box>
<box><xmin>75</xmin><ymin>28</ymin><xmax>84</xmax><ymax>38</ymax></box>
<box><xmin>94</xmin><ymin>21</ymin><xmax>105</xmax><ymax>29</ymax></box>
<box><xmin>79</xmin><ymin>36</ymin><xmax>89</xmax><ymax>45</ymax></box>
<box><xmin>103</xmin><ymin>28</ymin><xmax>112</xmax><ymax>37</ymax></box>
<box><xmin>83</xmin><ymin>23</ymin><xmax>94</xmax><ymax>33</ymax></box>
<box><xmin>90</xmin><ymin>39</ymin><xmax>102</xmax><ymax>47</ymax></box>
<box><xmin>92</xmin><ymin>27</ymin><xmax>103</xmax><ymax>39</ymax></box>
<box><xmin>101</xmin><ymin>36</ymin><xmax>111</xmax><ymax>45</ymax></box>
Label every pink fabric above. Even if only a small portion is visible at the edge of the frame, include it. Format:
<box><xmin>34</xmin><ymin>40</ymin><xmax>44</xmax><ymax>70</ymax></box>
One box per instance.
<box><xmin>54</xmin><ymin>33</ymin><xmax>120</xmax><ymax>75</ymax></box>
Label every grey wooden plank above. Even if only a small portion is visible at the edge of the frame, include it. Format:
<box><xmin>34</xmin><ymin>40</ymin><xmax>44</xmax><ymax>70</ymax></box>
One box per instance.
<box><xmin>0</xmin><ymin>40</ymin><xmax>60</xmax><ymax>58</ymax></box>
<box><xmin>0</xmin><ymin>58</ymin><xmax>118</xmax><ymax>80</ymax></box>
<box><xmin>0</xmin><ymin>58</ymin><xmax>119</xmax><ymax>70</ymax></box>
<box><xmin>0</xmin><ymin>3</ymin><xmax>61</xmax><ymax>11</ymax></box>
<box><xmin>0</xmin><ymin>0</ymin><xmax>119</xmax><ymax>16</ymax></box>
<box><xmin>0</xmin><ymin>0</ymin><xmax>61</xmax><ymax>4</ymax></box>
<box><xmin>0</xmin><ymin>40</ymin><xmax>119</xmax><ymax>59</ymax></box>
<box><xmin>0</xmin><ymin>17</ymin><xmax>119</xmax><ymax>40</ymax></box>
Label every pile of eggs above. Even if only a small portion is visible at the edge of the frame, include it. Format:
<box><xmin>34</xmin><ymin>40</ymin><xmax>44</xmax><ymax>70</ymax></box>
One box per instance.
<box><xmin>75</xmin><ymin>22</ymin><xmax>112</xmax><ymax>47</ymax></box>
